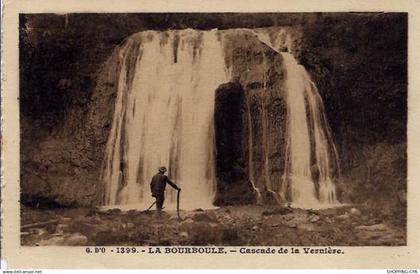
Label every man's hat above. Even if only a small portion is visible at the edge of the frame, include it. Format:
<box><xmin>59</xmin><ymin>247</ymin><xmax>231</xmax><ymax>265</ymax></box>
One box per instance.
<box><xmin>158</xmin><ymin>166</ymin><xmax>167</xmax><ymax>173</ymax></box>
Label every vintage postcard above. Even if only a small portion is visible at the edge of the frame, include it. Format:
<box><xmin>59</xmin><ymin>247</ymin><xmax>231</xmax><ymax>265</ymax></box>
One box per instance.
<box><xmin>1</xmin><ymin>0</ymin><xmax>420</xmax><ymax>269</ymax></box>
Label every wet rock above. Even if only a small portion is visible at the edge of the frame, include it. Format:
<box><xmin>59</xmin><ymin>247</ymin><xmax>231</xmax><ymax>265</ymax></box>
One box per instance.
<box><xmin>309</xmin><ymin>215</ymin><xmax>321</xmax><ymax>223</ymax></box>
<box><xmin>214</xmin><ymin>80</ymin><xmax>258</xmax><ymax>206</ymax></box>
<box><xmin>349</xmin><ymin>208</ymin><xmax>361</xmax><ymax>216</ymax></box>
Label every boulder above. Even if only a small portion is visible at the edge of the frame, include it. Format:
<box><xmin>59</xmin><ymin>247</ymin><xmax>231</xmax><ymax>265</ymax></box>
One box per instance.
<box><xmin>106</xmin><ymin>208</ymin><xmax>122</xmax><ymax>215</ymax></box>
<box><xmin>179</xmin><ymin>232</ymin><xmax>189</xmax><ymax>239</ymax></box>
<box><xmin>355</xmin><ymin>223</ymin><xmax>388</xmax><ymax>231</ymax></box>
<box><xmin>309</xmin><ymin>215</ymin><xmax>321</xmax><ymax>223</ymax></box>
<box><xmin>179</xmin><ymin>218</ymin><xmax>195</xmax><ymax>232</ymax></box>
<box><xmin>69</xmin><ymin>218</ymin><xmax>109</xmax><ymax>240</ymax></box>
<box><xmin>336</xmin><ymin>213</ymin><xmax>350</xmax><ymax>220</ymax></box>
<box><xmin>297</xmin><ymin>223</ymin><xmax>316</xmax><ymax>232</ymax></box>
<box><xmin>179</xmin><ymin>220</ymin><xmax>225</xmax><ymax>245</ymax></box>
<box><xmin>64</xmin><ymin>233</ymin><xmax>89</xmax><ymax>245</ymax></box>
<box><xmin>37</xmin><ymin>236</ymin><xmax>65</xmax><ymax>246</ymax></box>
<box><xmin>37</xmin><ymin>233</ymin><xmax>88</xmax><ymax>246</ymax></box>
<box><xmin>349</xmin><ymin>208</ymin><xmax>361</xmax><ymax>216</ymax></box>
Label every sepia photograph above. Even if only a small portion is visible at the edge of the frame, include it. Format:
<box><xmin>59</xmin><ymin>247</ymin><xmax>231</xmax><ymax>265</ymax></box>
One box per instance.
<box><xmin>18</xmin><ymin>12</ymin><xmax>407</xmax><ymax>247</ymax></box>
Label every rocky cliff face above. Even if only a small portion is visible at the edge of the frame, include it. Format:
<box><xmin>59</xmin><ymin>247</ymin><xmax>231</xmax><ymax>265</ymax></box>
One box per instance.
<box><xmin>215</xmin><ymin>29</ymin><xmax>289</xmax><ymax>205</ymax></box>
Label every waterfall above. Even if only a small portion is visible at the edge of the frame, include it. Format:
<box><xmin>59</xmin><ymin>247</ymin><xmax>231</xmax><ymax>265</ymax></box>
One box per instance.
<box><xmin>254</xmin><ymin>30</ymin><xmax>339</xmax><ymax>207</ymax></box>
<box><xmin>281</xmin><ymin>52</ymin><xmax>338</xmax><ymax>206</ymax></box>
<box><xmin>101</xmin><ymin>27</ymin><xmax>339</xmax><ymax>210</ymax></box>
<box><xmin>101</xmin><ymin>29</ymin><xmax>229</xmax><ymax>209</ymax></box>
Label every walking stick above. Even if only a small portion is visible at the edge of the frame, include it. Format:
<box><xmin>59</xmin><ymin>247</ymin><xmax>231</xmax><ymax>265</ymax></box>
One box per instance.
<box><xmin>145</xmin><ymin>201</ymin><xmax>156</xmax><ymax>211</ymax></box>
<box><xmin>177</xmin><ymin>189</ymin><xmax>181</xmax><ymax>220</ymax></box>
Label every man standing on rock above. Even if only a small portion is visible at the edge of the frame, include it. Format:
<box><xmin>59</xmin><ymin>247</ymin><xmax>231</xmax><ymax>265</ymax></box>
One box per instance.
<box><xmin>150</xmin><ymin>166</ymin><xmax>181</xmax><ymax>215</ymax></box>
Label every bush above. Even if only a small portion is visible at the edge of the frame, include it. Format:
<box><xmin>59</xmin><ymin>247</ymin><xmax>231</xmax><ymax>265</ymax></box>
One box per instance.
<box><xmin>341</xmin><ymin>142</ymin><xmax>406</xmax><ymax>214</ymax></box>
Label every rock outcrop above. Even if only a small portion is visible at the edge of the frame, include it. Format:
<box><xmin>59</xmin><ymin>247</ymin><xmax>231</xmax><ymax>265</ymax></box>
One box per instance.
<box><xmin>215</xmin><ymin>29</ymin><xmax>288</xmax><ymax>205</ymax></box>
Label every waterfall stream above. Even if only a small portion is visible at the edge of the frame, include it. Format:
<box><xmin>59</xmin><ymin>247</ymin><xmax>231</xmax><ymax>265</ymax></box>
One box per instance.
<box><xmin>101</xmin><ymin>28</ymin><xmax>339</xmax><ymax>210</ymax></box>
<box><xmin>101</xmin><ymin>30</ymin><xmax>229</xmax><ymax>209</ymax></box>
<box><xmin>281</xmin><ymin>52</ymin><xmax>338</xmax><ymax>207</ymax></box>
<box><xmin>253</xmin><ymin>29</ymin><xmax>339</xmax><ymax>207</ymax></box>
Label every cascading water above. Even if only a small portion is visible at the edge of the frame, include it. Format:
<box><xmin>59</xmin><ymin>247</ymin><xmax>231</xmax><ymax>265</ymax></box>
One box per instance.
<box><xmin>253</xmin><ymin>29</ymin><xmax>340</xmax><ymax>207</ymax></box>
<box><xmin>281</xmin><ymin>52</ymin><xmax>337</xmax><ymax>207</ymax></box>
<box><xmin>101</xmin><ymin>27</ymin><xmax>339</xmax><ymax>210</ymax></box>
<box><xmin>101</xmin><ymin>29</ymin><xmax>229</xmax><ymax>209</ymax></box>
